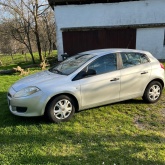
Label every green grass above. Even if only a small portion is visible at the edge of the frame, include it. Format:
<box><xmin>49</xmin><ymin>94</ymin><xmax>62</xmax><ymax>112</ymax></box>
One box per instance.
<box><xmin>0</xmin><ymin>71</ymin><xmax>165</xmax><ymax>164</ymax></box>
<box><xmin>0</xmin><ymin>50</ymin><xmax>57</xmax><ymax>70</ymax></box>
<box><xmin>0</xmin><ymin>59</ymin><xmax>165</xmax><ymax>164</ymax></box>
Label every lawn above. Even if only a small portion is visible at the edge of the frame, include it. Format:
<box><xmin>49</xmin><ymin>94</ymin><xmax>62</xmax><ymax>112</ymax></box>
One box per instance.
<box><xmin>0</xmin><ymin>51</ymin><xmax>58</xmax><ymax>70</ymax></box>
<box><xmin>0</xmin><ymin>59</ymin><xmax>165</xmax><ymax>164</ymax></box>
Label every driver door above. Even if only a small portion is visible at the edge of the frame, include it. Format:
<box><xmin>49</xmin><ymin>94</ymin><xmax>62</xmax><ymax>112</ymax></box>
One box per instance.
<box><xmin>79</xmin><ymin>53</ymin><xmax>121</xmax><ymax>109</ymax></box>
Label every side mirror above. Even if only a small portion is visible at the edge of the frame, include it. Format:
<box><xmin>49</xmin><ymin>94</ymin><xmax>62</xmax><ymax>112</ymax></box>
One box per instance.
<box><xmin>86</xmin><ymin>69</ymin><xmax>96</xmax><ymax>76</ymax></box>
<box><xmin>72</xmin><ymin>69</ymin><xmax>96</xmax><ymax>81</ymax></box>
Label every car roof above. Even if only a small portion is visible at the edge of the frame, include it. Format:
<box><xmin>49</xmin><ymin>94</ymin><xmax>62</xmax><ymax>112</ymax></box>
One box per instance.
<box><xmin>79</xmin><ymin>48</ymin><xmax>150</xmax><ymax>56</ymax></box>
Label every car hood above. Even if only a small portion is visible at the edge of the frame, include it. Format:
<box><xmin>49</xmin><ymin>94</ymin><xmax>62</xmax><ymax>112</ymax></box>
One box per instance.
<box><xmin>12</xmin><ymin>70</ymin><xmax>67</xmax><ymax>92</ymax></box>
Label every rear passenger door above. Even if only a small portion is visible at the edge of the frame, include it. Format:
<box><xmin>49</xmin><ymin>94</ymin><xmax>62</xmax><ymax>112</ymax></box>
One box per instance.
<box><xmin>119</xmin><ymin>52</ymin><xmax>151</xmax><ymax>100</ymax></box>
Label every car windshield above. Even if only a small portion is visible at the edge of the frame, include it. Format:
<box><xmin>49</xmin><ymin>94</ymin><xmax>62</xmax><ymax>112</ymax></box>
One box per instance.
<box><xmin>49</xmin><ymin>54</ymin><xmax>95</xmax><ymax>75</ymax></box>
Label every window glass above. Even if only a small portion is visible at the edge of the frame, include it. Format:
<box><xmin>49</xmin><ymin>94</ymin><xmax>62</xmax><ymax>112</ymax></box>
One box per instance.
<box><xmin>121</xmin><ymin>52</ymin><xmax>149</xmax><ymax>68</ymax></box>
<box><xmin>87</xmin><ymin>53</ymin><xmax>117</xmax><ymax>75</ymax></box>
<box><xmin>49</xmin><ymin>54</ymin><xmax>95</xmax><ymax>75</ymax></box>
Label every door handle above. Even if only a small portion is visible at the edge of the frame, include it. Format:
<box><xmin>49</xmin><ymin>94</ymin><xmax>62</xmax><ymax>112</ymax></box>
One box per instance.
<box><xmin>110</xmin><ymin>78</ymin><xmax>119</xmax><ymax>82</ymax></box>
<box><xmin>141</xmin><ymin>71</ymin><xmax>148</xmax><ymax>75</ymax></box>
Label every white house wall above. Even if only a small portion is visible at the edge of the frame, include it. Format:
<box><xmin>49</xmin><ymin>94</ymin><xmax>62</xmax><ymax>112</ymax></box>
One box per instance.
<box><xmin>136</xmin><ymin>28</ymin><xmax>165</xmax><ymax>59</ymax></box>
<box><xmin>54</xmin><ymin>0</ymin><xmax>165</xmax><ymax>60</ymax></box>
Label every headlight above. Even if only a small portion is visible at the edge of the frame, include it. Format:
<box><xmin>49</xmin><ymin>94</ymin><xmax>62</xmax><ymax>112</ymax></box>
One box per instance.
<box><xmin>14</xmin><ymin>86</ymin><xmax>40</xmax><ymax>98</ymax></box>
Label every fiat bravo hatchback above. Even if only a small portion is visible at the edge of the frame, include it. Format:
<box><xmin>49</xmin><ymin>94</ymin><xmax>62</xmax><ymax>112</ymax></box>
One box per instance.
<box><xmin>7</xmin><ymin>49</ymin><xmax>165</xmax><ymax>123</ymax></box>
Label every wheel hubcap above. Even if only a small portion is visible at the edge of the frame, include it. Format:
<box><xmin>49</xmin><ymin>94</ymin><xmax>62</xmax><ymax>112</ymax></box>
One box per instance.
<box><xmin>54</xmin><ymin>99</ymin><xmax>72</xmax><ymax>119</ymax></box>
<box><xmin>148</xmin><ymin>85</ymin><xmax>161</xmax><ymax>101</ymax></box>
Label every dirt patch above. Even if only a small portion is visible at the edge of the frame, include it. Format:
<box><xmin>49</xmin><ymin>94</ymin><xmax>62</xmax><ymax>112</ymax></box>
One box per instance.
<box><xmin>161</xmin><ymin>108</ymin><xmax>165</xmax><ymax>117</ymax></box>
<box><xmin>134</xmin><ymin>116</ymin><xmax>146</xmax><ymax>130</ymax></box>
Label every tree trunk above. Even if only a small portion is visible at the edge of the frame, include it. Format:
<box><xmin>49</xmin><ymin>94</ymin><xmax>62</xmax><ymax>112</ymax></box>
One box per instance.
<box><xmin>34</xmin><ymin>0</ymin><xmax>42</xmax><ymax>62</ymax></box>
<box><xmin>10</xmin><ymin>53</ymin><xmax>14</xmax><ymax>63</ymax></box>
<box><xmin>29</xmin><ymin>49</ymin><xmax>35</xmax><ymax>64</ymax></box>
<box><xmin>35</xmin><ymin>30</ymin><xmax>42</xmax><ymax>61</ymax></box>
<box><xmin>24</xmin><ymin>53</ymin><xmax>28</xmax><ymax>62</ymax></box>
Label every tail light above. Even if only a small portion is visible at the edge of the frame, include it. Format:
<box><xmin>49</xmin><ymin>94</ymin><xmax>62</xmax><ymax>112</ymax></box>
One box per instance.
<box><xmin>160</xmin><ymin>63</ymin><xmax>165</xmax><ymax>69</ymax></box>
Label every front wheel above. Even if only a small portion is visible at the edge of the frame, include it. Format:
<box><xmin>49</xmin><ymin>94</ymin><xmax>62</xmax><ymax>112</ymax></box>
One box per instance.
<box><xmin>46</xmin><ymin>95</ymin><xmax>75</xmax><ymax>123</ymax></box>
<box><xmin>143</xmin><ymin>81</ymin><xmax>162</xmax><ymax>103</ymax></box>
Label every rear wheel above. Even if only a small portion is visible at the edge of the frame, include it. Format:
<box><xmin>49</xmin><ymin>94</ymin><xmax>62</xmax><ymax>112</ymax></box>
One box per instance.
<box><xmin>143</xmin><ymin>81</ymin><xmax>162</xmax><ymax>103</ymax></box>
<box><xmin>46</xmin><ymin>95</ymin><xmax>75</xmax><ymax>123</ymax></box>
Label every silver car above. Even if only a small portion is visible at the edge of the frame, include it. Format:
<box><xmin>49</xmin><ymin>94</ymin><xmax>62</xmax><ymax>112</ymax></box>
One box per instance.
<box><xmin>7</xmin><ymin>49</ymin><xmax>165</xmax><ymax>123</ymax></box>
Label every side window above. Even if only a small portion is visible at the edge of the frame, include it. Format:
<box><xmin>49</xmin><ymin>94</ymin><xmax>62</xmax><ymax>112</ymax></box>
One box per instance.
<box><xmin>121</xmin><ymin>52</ymin><xmax>149</xmax><ymax>68</ymax></box>
<box><xmin>140</xmin><ymin>53</ymin><xmax>150</xmax><ymax>63</ymax></box>
<box><xmin>88</xmin><ymin>53</ymin><xmax>117</xmax><ymax>75</ymax></box>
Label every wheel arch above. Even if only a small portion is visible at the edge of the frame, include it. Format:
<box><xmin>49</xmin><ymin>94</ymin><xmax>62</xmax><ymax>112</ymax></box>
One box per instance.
<box><xmin>146</xmin><ymin>78</ymin><xmax>164</xmax><ymax>90</ymax></box>
<box><xmin>142</xmin><ymin>78</ymin><xmax>164</xmax><ymax>103</ymax></box>
<box><xmin>44</xmin><ymin>93</ymin><xmax>79</xmax><ymax>115</ymax></box>
<box><xmin>143</xmin><ymin>78</ymin><xmax>164</xmax><ymax>97</ymax></box>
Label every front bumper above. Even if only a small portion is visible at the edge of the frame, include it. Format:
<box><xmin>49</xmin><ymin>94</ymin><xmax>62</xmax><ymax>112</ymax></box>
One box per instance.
<box><xmin>7</xmin><ymin>87</ymin><xmax>47</xmax><ymax>117</ymax></box>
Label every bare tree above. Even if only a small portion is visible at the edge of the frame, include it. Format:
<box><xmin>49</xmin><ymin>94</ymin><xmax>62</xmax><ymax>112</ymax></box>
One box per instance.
<box><xmin>40</xmin><ymin>9</ymin><xmax>56</xmax><ymax>57</ymax></box>
<box><xmin>0</xmin><ymin>0</ymin><xmax>36</xmax><ymax>63</ymax></box>
<box><xmin>20</xmin><ymin>0</ymin><xmax>51</xmax><ymax>61</ymax></box>
<box><xmin>0</xmin><ymin>0</ymin><xmax>54</xmax><ymax>63</ymax></box>
<box><xmin>0</xmin><ymin>23</ymin><xmax>20</xmax><ymax>63</ymax></box>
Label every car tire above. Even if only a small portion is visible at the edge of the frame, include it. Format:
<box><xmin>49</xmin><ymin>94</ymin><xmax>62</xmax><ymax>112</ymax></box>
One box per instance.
<box><xmin>143</xmin><ymin>81</ymin><xmax>162</xmax><ymax>103</ymax></box>
<box><xmin>46</xmin><ymin>95</ymin><xmax>75</xmax><ymax>123</ymax></box>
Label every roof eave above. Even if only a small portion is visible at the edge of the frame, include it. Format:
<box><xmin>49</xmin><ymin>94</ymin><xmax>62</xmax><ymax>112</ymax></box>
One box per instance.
<box><xmin>48</xmin><ymin>0</ymin><xmax>140</xmax><ymax>7</ymax></box>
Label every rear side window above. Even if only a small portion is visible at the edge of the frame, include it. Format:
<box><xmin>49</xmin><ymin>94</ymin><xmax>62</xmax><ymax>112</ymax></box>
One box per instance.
<box><xmin>121</xmin><ymin>52</ymin><xmax>149</xmax><ymax>68</ymax></box>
